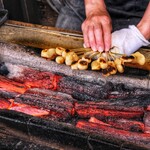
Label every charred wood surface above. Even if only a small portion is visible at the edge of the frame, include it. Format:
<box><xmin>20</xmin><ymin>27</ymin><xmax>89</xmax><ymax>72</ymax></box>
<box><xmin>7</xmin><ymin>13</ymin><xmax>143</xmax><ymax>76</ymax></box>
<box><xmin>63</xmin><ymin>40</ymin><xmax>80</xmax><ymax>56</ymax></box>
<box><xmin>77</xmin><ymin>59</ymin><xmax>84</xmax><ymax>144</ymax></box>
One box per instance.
<box><xmin>75</xmin><ymin>107</ymin><xmax>144</xmax><ymax>120</ymax></box>
<box><xmin>144</xmin><ymin>111</ymin><xmax>150</xmax><ymax>134</ymax></box>
<box><xmin>15</xmin><ymin>93</ymin><xmax>73</xmax><ymax>118</ymax></box>
<box><xmin>0</xmin><ymin>88</ymin><xmax>18</xmax><ymax>99</ymax></box>
<box><xmin>76</xmin><ymin>120</ymin><xmax>150</xmax><ymax>149</ymax></box>
<box><xmin>89</xmin><ymin>117</ymin><xmax>144</xmax><ymax>133</ymax></box>
<box><xmin>0</xmin><ymin>75</ymin><xmax>27</xmax><ymax>94</ymax></box>
<box><xmin>0</xmin><ymin>110</ymin><xmax>147</xmax><ymax>150</ymax></box>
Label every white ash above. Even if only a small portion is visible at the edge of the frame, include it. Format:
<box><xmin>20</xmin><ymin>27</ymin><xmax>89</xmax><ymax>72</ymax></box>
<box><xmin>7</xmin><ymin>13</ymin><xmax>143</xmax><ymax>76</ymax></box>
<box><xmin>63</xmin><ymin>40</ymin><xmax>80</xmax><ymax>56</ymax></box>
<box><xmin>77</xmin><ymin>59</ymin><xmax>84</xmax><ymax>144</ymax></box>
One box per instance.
<box><xmin>5</xmin><ymin>62</ymin><xmax>27</xmax><ymax>79</ymax></box>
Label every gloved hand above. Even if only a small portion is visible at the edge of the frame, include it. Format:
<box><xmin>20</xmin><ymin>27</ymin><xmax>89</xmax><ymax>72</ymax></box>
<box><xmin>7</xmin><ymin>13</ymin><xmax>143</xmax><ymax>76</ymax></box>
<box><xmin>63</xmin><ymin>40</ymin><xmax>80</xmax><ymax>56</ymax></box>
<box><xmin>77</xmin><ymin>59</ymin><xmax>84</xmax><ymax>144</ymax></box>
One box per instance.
<box><xmin>111</xmin><ymin>25</ymin><xmax>150</xmax><ymax>55</ymax></box>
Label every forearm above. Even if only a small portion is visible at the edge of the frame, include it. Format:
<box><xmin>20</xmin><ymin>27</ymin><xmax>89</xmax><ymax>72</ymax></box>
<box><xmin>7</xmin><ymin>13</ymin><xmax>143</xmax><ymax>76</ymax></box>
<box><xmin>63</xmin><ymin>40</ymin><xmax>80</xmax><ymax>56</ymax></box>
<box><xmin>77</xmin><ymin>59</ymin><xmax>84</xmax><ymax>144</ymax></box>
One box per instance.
<box><xmin>84</xmin><ymin>0</ymin><xmax>107</xmax><ymax>16</ymax></box>
<box><xmin>137</xmin><ymin>2</ymin><xmax>150</xmax><ymax>40</ymax></box>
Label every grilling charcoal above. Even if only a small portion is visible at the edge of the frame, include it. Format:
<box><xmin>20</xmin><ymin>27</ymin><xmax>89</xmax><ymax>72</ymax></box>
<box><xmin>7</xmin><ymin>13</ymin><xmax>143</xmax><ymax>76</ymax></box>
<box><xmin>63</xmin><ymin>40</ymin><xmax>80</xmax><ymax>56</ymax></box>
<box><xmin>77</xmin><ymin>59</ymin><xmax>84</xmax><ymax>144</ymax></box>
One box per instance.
<box><xmin>4</xmin><ymin>62</ymin><xmax>114</xmax><ymax>101</ymax></box>
<box><xmin>0</xmin><ymin>88</ymin><xmax>18</xmax><ymax>99</ymax></box>
<box><xmin>0</xmin><ymin>109</ymin><xmax>144</xmax><ymax>150</ymax></box>
<box><xmin>0</xmin><ymin>98</ymin><xmax>11</xmax><ymax>109</ymax></box>
<box><xmin>105</xmin><ymin>118</ymin><xmax>144</xmax><ymax>132</ymax></box>
<box><xmin>9</xmin><ymin>101</ymin><xmax>50</xmax><ymax>117</ymax></box>
<box><xmin>89</xmin><ymin>117</ymin><xmax>144</xmax><ymax>132</ymax></box>
<box><xmin>15</xmin><ymin>92</ymin><xmax>73</xmax><ymax>120</ymax></box>
<box><xmin>0</xmin><ymin>75</ymin><xmax>27</xmax><ymax>94</ymax></box>
<box><xmin>76</xmin><ymin>120</ymin><xmax>150</xmax><ymax>149</ymax></box>
<box><xmin>75</xmin><ymin>96</ymin><xmax>146</xmax><ymax>113</ymax></box>
<box><xmin>75</xmin><ymin>107</ymin><xmax>143</xmax><ymax>120</ymax></box>
<box><xmin>144</xmin><ymin>111</ymin><xmax>150</xmax><ymax>134</ymax></box>
<box><xmin>58</xmin><ymin>77</ymin><xmax>113</xmax><ymax>100</ymax></box>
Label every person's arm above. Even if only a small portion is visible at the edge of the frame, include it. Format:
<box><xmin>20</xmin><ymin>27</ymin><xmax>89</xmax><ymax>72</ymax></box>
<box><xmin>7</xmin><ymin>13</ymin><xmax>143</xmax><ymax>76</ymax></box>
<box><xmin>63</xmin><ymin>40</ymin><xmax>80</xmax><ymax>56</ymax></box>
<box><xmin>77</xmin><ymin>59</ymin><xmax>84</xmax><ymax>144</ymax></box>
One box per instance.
<box><xmin>137</xmin><ymin>2</ymin><xmax>150</xmax><ymax>40</ymax></box>
<box><xmin>82</xmin><ymin>0</ymin><xmax>112</xmax><ymax>52</ymax></box>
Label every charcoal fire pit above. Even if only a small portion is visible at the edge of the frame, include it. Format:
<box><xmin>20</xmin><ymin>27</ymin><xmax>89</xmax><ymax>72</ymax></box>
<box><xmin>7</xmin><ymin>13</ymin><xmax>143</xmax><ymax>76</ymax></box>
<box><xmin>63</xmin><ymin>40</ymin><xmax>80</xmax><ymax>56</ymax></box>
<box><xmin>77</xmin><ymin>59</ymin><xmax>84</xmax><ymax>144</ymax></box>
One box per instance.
<box><xmin>0</xmin><ymin>21</ymin><xmax>150</xmax><ymax>150</ymax></box>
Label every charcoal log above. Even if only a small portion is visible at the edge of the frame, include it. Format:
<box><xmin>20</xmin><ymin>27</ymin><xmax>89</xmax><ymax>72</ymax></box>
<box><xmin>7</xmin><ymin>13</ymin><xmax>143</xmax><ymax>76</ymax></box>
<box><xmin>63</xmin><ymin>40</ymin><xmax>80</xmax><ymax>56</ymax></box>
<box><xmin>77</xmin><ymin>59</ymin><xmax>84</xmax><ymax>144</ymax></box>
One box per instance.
<box><xmin>102</xmin><ymin>117</ymin><xmax>145</xmax><ymax>132</ymax></box>
<box><xmin>9</xmin><ymin>67</ymin><xmax>62</xmax><ymax>90</ymax></box>
<box><xmin>0</xmin><ymin>98</ymin><xmax>11</xmax><ymax>109</ymax></box>
<box><xmin>105</xmin><ymin>94</ymin><xmax>150</xmax><ymax>107</ymax></box>
<box><xmin>106</xmin><ymin>118</ymin><xmax>144</xmax><ymax>132</ymax></box>
<box><xmin>0</xmin><ymin>75</ymin><xmax>27</xmax><ymax>94</ymax></box>
<box><xmin>9</xmin><ymin>101</ymin><xmax>50</xmax><ymax>117</ymax></box>
<box><xmin>0</xmin><ymin>88</ymin><xmax>19</xmax><ymax>99</ymax></box>
<box><xmin>108</xmin><ymin>88</ymin><xmax>150</xmax><ymax>100</ymax></box>
<box><xmin>89</xmin><ymin>117</ymin><xmax>144</xmax><ymax>132</ymax></box>
<box><xmin>144</xmin><ymin>111</ymin><xmax>150</xmax><ymax>134</ymax></box>
<box><xmin>75</xmin><ymin>102</ymin><xmax>144</xmax><ymax>112</ymax></box>
<box><xmin>71</xmin><ymin>92</ymin><xmax>99</xmax><ymax>101</ymax></box>
<box><xmin>58</xmin><ymin>77</ymin><xmax>113</xmax><ymax>100</ymax></box>
<box><xmin>25</xmin><ymin>88</ymin><xmax>76</xmax><ymax>104</ymax></box>
<box><xmin>76</xmin><ymin>107</ymin><xmax>144</xmax><ymax>119</ymax></box>
<box><xmin>76</xmin><ymin>120</ymin><xmax>150</xmax><ymax>149</ymax></box>
<box><xmin>15</xmin><ymin>92</ymin><xmax>73</xmax><ymax>119</ymax></box>
<box><xmin>75</xmin><ymin>93</ymin><xmax>150</xmax><ymax>111</ymax></box>
<box><xmin>5</xmin><ymin>64</ymin><xmax>113</xmax><ymax>101</ymax></box>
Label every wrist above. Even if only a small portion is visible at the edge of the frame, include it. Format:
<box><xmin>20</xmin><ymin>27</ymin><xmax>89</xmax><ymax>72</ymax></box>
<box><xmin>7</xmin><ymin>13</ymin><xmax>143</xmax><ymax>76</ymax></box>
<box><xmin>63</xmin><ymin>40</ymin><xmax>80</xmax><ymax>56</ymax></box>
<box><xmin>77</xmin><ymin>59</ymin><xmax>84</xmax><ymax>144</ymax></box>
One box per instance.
<box><xmin>137</xmin><ymin>21</ymin><xmax>150</xmax><ymax>40</ymax></box>
<box><xmin>85</xmin><ymin>0</ymin><xmax>107</xmax><ymax>17</ymax></box>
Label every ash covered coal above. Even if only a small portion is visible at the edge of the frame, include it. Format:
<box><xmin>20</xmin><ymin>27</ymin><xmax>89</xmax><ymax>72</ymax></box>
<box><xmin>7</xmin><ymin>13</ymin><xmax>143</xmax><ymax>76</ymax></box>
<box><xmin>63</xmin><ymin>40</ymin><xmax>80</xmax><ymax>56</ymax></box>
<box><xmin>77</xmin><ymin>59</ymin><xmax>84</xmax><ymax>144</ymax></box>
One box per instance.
<box><xmin>58</xmin><ymin>77</ymin><xmax>113</xmax><ymax>100</ymax></box>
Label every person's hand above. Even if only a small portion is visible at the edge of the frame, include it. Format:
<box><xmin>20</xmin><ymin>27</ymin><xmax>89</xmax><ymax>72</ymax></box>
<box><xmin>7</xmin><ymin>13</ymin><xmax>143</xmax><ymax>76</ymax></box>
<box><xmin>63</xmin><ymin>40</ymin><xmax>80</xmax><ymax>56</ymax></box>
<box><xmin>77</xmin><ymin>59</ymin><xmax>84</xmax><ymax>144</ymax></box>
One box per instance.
<box><xmin>82</xmin><ymin>1</ymin><xmax>112</xmax><ymax>52</ymax></box>
<box><xmin>111</xmin><ymin>25</ymin><xmax>150</xmax><ymax>55</ymax></box>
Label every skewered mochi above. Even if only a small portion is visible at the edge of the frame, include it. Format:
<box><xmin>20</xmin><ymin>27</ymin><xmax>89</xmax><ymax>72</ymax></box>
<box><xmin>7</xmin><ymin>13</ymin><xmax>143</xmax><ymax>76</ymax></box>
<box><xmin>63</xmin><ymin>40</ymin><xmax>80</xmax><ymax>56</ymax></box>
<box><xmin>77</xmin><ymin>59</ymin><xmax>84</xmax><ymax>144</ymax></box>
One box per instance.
<box><xmin>91</xmin><ymin>60</ymin><xmax>101</xmax><ymax>70</ymax></box>
<box><xmin>41</xmin><ymin>48</ymin><xmax>57</xmax><ymax>60</ymax></box>
<box><xmin>56</xmin><ymin>47</ymin><xmax>66</xmax><ymax>55</ymax></box>
<box><xmin>131</xmin><ymin>52</ymin><xmax>145</xmax><ymax>65</ymax></box>
<box><xmin>55</xmin><ymin>56</ymin><xmax>65</xmax><ymax>64</ymax></box>
<box><xmin>41</xmin><ymin>46</ymin><xmax>146</xmax><ymax>77</ymax></box>
<box><xmin>78</xmin><ymin>59</ymin><xmax>89</xmax><ymax>70</ymax></box>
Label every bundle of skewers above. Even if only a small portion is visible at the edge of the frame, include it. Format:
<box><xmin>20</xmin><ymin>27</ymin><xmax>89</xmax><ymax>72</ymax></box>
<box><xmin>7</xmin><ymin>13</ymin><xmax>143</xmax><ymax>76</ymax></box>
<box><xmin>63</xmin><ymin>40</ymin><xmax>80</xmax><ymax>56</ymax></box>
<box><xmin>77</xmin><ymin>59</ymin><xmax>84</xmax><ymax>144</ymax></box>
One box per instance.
<box><xmin>41</xmin><ymin>47</ymin><xmax>145</xmax><ymax>76</ymax></box>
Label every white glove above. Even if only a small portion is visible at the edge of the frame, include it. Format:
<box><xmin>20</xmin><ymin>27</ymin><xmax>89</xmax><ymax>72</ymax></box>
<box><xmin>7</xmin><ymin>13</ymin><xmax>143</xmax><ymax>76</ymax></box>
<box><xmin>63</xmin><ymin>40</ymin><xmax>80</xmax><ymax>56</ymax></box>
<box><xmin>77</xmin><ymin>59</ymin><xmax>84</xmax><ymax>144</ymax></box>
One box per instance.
<box><xmin>111</xmin><ymin>25</ymin><xmax>150</xmax><ymax>55</ymax></box>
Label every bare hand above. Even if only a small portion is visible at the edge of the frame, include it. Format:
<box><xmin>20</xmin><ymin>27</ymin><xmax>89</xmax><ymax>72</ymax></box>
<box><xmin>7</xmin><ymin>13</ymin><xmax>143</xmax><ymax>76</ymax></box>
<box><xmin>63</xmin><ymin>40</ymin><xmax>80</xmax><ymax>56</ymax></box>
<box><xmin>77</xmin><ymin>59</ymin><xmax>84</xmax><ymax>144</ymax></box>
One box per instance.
<box><xmin>82</xmin><ymin>9</ymin><xmax>112</xmax><ymax>52</ymax></box>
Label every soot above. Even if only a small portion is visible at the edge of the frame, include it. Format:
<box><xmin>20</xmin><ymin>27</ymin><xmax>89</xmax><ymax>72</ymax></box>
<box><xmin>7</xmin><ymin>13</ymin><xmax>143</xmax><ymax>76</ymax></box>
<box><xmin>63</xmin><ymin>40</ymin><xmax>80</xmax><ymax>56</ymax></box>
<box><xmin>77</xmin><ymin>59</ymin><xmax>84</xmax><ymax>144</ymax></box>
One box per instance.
<box><xmin>0</xmin><ymin>62</ymin><xmax>9</xmax><ymax>76</ymax></box>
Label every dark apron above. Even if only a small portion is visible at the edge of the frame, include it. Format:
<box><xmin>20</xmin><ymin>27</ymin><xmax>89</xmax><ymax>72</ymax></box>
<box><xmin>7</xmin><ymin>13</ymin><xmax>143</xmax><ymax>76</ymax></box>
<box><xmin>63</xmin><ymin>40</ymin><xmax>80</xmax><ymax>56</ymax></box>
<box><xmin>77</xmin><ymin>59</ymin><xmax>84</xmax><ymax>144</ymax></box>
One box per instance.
<box><xmin>0</xmin><ymin>0</ymin><xmax>8</xmax><ymax>26</ymax></box>
<box><xmin>105</xmin><ymin>0</ymin><xmax>149</xmax><ymax>31</ymax></box>
<box><xmin>0</xmin><ymin>9</ymin><xmax>7</xmax><ymax>26</ymax></box>
<box><xmin>47</xmin><ymin>0</ymin><xmax>149</xmax><ymax>31</ymax></box>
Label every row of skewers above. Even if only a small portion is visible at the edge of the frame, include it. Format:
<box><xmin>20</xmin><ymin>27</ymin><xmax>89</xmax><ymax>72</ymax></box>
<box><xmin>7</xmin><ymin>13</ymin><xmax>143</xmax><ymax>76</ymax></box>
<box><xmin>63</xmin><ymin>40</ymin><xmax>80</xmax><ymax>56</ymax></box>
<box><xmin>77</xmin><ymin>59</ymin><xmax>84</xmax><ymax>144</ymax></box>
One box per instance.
<box><xmin>41</xmin><ymin>47</ymin><xmax>145</xmax><ymax>76</ymax></box>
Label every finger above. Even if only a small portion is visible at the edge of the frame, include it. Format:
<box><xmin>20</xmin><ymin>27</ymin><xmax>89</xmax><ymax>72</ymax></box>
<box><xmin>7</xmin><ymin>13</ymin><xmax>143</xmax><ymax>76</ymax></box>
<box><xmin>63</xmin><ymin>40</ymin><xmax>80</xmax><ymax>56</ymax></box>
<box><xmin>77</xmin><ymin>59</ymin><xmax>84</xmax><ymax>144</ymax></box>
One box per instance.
<box><xmin>82</xmin><ymin>23</ymin><xmax>90</xmax><ymax>48</ymax></box>
<box><xmin>102</xmin><ymin>22</ymin><xmax>112</xmax><ymax>52</ymax></box>
<box><xmin>88</xmin><ymin>26</ymin><xmax>97</xmax><ymax>51</ymax></box>
<box><xmin>94</xmin><ymin>25</ymin><xmax>104</xmax><ymax>52</ymax></box>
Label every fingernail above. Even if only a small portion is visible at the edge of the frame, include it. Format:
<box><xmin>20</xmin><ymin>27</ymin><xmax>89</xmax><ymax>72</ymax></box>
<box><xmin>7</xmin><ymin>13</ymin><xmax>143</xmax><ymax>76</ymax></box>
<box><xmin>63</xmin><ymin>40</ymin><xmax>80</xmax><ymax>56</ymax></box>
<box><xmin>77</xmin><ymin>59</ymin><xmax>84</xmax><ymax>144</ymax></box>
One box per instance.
<box><xmin>83</xmin><ymin>43</ymin><xmax>86</xmax><ymax>48</ymax></box>
<box><xmin>98</xmin><ymin>47</ymin><xmax>103</xmax><ymax>52</ymax></box>
<box><xmin>92</xmin><ymin>47</ymin><xmax>97</xmax><ymax>51</ymax></box>
<box><xmin>105</xmin><ymin>48</ymin><xmax>109</xmax><ymax>52</ymax></box>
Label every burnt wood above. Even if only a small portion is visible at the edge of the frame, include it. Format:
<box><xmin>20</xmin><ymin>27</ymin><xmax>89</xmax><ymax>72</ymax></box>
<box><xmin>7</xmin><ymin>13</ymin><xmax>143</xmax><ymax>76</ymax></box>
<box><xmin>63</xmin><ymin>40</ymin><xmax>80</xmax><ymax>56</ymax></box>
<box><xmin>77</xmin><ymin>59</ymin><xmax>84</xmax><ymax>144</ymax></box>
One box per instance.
<box><xmin>0</xmin><ymin>110</ymin><xmax>148</xmax><ymax>150</ymax></box>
